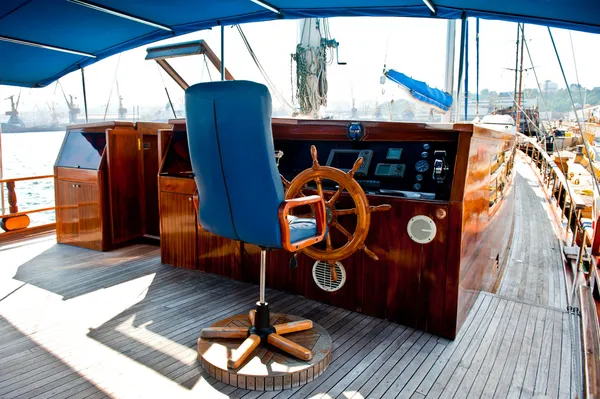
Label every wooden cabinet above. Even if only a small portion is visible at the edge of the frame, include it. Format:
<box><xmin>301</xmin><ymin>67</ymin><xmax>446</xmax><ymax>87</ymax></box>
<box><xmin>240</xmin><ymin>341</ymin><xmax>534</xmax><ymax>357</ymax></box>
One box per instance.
<box><xmin>54</xmin><ymin>122</ymin><xmax>140</xmax><ymax>251</ymax></box>
<box><xmin>55</xmin><ymin>177</ymin><xmax>104</xmax><ymax>250</ymax></box>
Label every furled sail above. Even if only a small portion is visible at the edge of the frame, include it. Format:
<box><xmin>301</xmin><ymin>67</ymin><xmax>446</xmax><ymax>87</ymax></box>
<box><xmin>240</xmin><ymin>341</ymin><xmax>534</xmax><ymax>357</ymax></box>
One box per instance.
<box><xmin>385</xmin><ymin>69</ymin><xmax>453</xmax><ymax>113</ymax></box>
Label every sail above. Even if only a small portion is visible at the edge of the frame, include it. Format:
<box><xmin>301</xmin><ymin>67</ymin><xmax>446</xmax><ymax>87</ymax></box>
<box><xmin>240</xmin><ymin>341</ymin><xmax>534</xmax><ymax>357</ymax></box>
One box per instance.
<box><xmin>385</xmin><ymin>69</ymin><xmax>453</xmax><ymax>112</ymax></box>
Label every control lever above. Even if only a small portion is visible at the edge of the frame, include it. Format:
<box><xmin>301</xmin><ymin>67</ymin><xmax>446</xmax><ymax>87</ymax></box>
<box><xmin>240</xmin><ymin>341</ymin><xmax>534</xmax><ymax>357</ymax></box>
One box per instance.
<box><xmin>432</xmin><ymin>150</ymin><xmax>449</xmax><ymax>183</ymax></box>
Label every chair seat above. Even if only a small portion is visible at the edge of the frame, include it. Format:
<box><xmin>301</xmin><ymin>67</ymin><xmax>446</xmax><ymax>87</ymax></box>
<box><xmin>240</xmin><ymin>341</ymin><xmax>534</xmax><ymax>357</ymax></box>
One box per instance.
<box><xmin>287</xmin><ymin>216</ymin><xmax>318</xmax><ymax>244</ymax></box>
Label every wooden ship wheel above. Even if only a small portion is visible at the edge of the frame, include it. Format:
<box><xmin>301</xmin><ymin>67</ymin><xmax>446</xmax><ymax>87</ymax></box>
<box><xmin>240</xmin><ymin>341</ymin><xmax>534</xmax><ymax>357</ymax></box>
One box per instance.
<box><xmin>283</xmin><ymin>146</ymin><xmax>390</xmax><ymax>279</ymax></box>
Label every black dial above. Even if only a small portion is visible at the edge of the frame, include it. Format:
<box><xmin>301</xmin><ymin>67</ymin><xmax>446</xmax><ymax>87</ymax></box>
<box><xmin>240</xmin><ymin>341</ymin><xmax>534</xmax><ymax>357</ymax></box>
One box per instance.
<box><xmin>415</xmin><ymin>160</ymin><xmax>429</xmax><ymax>172</ymax></box>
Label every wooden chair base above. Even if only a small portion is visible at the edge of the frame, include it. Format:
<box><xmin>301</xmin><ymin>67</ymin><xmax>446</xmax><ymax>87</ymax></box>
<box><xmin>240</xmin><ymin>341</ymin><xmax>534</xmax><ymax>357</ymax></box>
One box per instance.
<box><xmin>200</xmin><ymin>310</ymin><xmax>314</xmax><ymax>368</ymax></box>
<box><xmin>197</xmin><ymin>313</ymin><xmax>332</xmax><ymax>390</ymax></box>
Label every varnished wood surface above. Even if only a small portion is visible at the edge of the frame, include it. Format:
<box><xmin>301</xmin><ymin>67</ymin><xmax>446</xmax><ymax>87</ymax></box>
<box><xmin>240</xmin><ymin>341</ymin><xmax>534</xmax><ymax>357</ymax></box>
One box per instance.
<box><xmin>0</xmin><ymin>235</ymin><xmax>581</xmax><ymax>398</ymax></box>
<box><xmin>106</xmin><ymin>127</ymin><xmax>143</xmax><ymax>245</ymax></box>
<box><xmin>159</xmin><ymin>191</ymin><xmax>197</xmax><ymax>269</ymax></box>
<box><xmin>55</xmin><ymin>178</ymin><xmax>104</xmax><ymax>251</ymax></box>
<box><xmin>66</xmin><ymin>121</ymin><xmax>134</xmax><ymax>130</ymax></box>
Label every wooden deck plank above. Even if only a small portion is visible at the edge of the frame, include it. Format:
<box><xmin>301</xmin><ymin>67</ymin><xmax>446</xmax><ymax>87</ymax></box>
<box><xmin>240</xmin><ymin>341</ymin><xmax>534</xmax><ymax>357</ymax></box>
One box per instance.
<box><xmin>498</xmin><ymin>165</ymin><xmax>565</xmax><ymax>311</ymax></box>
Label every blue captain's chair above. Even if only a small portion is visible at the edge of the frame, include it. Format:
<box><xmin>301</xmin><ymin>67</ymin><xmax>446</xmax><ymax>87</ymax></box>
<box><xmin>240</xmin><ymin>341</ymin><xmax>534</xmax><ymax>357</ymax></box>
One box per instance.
<box><xmin>185</xmin><ymin>80</ymin><xmax>327</xmax><ymax>369</ymax></box>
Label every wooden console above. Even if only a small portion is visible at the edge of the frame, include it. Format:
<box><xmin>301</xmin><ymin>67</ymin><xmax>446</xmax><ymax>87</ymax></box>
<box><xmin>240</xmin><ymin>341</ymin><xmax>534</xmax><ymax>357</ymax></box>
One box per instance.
<box><xmin>54</xmin><ymin>121</ymin><xmax>169</xmax><ymax>250</ymax></box>
<box><xmin>160</xmin><ymin>118</ymin><xmax>516</xmax><ymax>339</ymax></box>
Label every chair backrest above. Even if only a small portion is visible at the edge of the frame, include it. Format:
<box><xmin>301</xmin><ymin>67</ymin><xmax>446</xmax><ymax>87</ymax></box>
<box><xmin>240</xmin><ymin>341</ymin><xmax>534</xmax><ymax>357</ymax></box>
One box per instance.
<box><xmin>185</xmin><ymin>81</ymin><xmax>285</xmax><ymax>248</ymax></box>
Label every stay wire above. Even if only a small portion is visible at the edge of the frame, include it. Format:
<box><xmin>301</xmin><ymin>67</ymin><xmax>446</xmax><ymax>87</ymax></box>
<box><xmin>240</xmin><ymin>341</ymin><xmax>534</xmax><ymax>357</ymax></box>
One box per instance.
<box><xmin>548</xmin><ymin>27</ymin><xmax>600</xmax><ymax>197</ymax></box>
<box><xmin>236</xmin><ymin>25</ymin><xmax>294</xmax><ymax>109</ymax></box>
<box><xmin>568</xmin><ymin>32</ymin><xmax>586</xmax><ymax>110</ymax></box>
<box><xmin>103</xmin><ymin>53</ymin><xmax>122</xmax><ymax>121</ymax></box>
<box><xmin>155</xmin><ymin>63</ymin><xmax>176</xmax><ymax>118</ymax></box>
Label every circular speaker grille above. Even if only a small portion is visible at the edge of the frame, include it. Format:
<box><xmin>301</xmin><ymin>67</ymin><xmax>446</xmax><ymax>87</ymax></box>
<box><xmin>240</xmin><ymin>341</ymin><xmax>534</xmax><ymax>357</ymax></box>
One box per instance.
<box><xmin>407</xmin><ymin>215</ymin><xmax>437</xmax><ymax>244</ymax></box>
<box><xmin>312</xmin><ymin>261</ymin><xmax>346</xmax><ymax>292</ymax></box>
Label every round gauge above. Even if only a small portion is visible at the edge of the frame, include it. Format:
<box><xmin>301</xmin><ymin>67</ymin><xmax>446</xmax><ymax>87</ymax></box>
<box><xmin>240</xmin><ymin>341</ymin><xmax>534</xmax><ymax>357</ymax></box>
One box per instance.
<box><xmin>413</xmin><ymin>183</ymin><xmax>422</xmax><ymax>190</ymax></box>
<box><xmin>423</xmin><ymin>143</ymin><xmax>430</xmax><ymax>150</ymax></box>
<box><xmin>421</xmin><ymin>152</ymin><xmax>428</xmax><ymax>158</ymax></box>
<box><xmin>416</xmin><ymin>174</ymin><xmax>424</xmax><ymax>181</ymax></box>
<box><xmin>415</xmin><ymin>160</ymin><xmax>429</xmax><ymax>172</ymax></box>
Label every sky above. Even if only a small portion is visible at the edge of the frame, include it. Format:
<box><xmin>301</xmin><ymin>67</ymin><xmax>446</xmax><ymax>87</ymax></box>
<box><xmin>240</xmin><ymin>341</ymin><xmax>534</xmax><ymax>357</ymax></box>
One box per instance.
<box><xmin>1</xmin><ymin>16</ymin><xmax>599</xmax><ymax>120</ymax></box>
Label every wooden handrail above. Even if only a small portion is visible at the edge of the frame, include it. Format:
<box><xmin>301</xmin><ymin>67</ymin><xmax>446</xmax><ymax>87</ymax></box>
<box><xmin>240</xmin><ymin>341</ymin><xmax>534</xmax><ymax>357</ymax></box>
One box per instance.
<box><xmin>0</xmin><ymin>174</ymin><xmax>54</xmax><ymax>184</ymax></box>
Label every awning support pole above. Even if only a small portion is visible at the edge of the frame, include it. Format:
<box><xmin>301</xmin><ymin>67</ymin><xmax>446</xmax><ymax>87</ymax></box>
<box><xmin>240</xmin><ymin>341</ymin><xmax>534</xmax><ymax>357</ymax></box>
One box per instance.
<box><xmin>442</xmin><ymin>20</ymin><xmax>456</xmax><ymax>123</ymax></box>
<box><xmin>464</xmin><ymin>18</ymin><xmax>469</xmax><ymax>121</ymax></box>
<box><xmin>220</xmin><ymin>25</ymin><xmax>225</xmax><ymax>81</ymax></box>
<box><xmin>455</xmin><ymin>14</ymin><xmax>467</xmax><ymax>122</ymax></box>
<box><xmin>81</xmin><ymin>67</ymin><xmax>89</xmax><ymax>122</ymax></box>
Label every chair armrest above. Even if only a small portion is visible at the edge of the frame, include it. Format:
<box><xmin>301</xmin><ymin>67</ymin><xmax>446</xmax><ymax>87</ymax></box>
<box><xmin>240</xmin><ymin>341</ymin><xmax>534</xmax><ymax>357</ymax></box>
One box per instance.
<box><xmin>278</xmin><ymin>195</ymin><xmax>327</xmax><ymax>252</ymax></box>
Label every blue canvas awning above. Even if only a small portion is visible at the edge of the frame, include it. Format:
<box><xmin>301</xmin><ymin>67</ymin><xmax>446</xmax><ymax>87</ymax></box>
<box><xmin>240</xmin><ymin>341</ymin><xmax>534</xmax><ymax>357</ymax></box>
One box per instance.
<box><xmin>1</xmin><ymin>0</ymin><xmax>600</xmax><ymax>88</ymax></box>
<box><xmin>385</xmin><ymin>69</ymin><xmax>452</xmax><ymax>112</ymax></box>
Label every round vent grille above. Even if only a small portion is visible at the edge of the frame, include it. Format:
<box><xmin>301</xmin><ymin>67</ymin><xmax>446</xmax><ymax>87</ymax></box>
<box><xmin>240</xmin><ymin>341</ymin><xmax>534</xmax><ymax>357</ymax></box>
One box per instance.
<box><xmin>312</xmin><ymin>261</ymin><xmax>346</xmax><ymax>292</ymax></box>
<box><xmin>407</xmin><ymin>215</ymin><xmax>437</xmax><ymax>244</ymax></box>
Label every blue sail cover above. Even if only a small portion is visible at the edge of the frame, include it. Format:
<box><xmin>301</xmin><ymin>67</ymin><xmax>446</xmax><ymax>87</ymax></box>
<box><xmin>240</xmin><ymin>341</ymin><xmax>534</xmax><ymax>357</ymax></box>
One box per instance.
<box><xmin>1</xmin><ymin>0</ymin><xmax>600</xmax><ymax>88</ymax></box>
<box><xmin>385</xmin><ymin>69</ymin><xmax>452</xmax><ymax>112</ymax></box>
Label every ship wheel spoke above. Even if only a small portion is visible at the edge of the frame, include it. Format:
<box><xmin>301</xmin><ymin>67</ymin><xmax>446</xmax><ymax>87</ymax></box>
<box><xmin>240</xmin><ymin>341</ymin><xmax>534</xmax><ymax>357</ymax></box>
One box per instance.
<box><xmin>332</xmin><ymin>221</ymin><xmax>353</xmax><ymax>241</ymax></box>
<box><xmin>327</xmin><ymin>185</ymin><xmax>344</xmax><ymax>207</ymax></box>
<box><xmin>328</xmin><ymin>260</ymin><xmax>338</xmax><ymax>282</ymax></box>
<box><xmin>347</xmin><ymin>157</ymin><xmax>363</xmax><ymax>178</ymax></box>
<box><xmin>314</xmin><ymin>177</ymin><xmax>324</xmax><ymax>199</ymax></box>
<box><xmin>361</xmin><ymin>244</ymin><xmax>379</xmax><ymax>261</ymax></box>
<box><xmin>325</xmin><ymin>233</ymin><xmax>333</xmax><ymax>252</ymax></box>
<box><xmin>281</xmin><ymin>175</ymin><xmax>291</xmax><ymax>190</ymax></box>
<box><xmin>335</xmin><ymin>208</ymin><xmax>357</xmax><ymax>217</ymax></box>
<box><xmin>369</xmin><ymin>204</ymin><xmax>392</xmax><ymax>213</ymax></box>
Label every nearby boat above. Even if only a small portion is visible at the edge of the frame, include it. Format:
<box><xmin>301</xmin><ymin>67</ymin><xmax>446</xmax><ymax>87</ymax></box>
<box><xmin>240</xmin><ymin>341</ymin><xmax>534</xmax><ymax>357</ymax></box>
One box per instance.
<box><xmin>0</xmin><ymin>1</ymin><xmax>599</xmax><ymax>398</ymax></box>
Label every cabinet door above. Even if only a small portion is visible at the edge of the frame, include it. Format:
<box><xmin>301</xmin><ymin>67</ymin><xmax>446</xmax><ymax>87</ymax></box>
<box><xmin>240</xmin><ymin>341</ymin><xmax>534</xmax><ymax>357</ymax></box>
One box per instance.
<box><xmin>56</xmin><ymin>180</ymin><xmax>79</xmax><ymax>244</ymax></box>
<box><xmin>160</xmin><ymin>191</ymin><xmax>197</xmax><ymax>268</ymax></box>
<box><xmin>77</xmin><ymin>183</ymin><xmax>103</xmax><ymax>250</ymax></box>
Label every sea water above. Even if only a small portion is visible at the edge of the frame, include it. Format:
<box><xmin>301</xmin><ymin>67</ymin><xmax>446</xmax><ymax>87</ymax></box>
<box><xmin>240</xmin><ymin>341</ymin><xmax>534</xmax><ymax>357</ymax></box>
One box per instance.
<box><xmin>1</xmin><ymin>131</ymin><xmax>66</xmax><ymax>226</ymax></box>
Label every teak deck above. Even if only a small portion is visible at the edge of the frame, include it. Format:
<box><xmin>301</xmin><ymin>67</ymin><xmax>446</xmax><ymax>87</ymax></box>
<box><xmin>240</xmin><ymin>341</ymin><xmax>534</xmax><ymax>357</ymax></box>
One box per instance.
<box><xmin>0</xmin><ymin>161</ymin><xmax>583</xmax><ymax>398</ymax></box>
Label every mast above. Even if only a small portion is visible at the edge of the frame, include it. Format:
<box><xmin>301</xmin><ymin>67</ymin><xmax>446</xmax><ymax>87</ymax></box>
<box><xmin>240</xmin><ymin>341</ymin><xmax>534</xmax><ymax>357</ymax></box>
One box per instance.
<box><xmin>516</xmin><ymin>24</ymin><xmax>525</xmax><ymax>130</ymax></box>
<box><xmin>513</xmin><ymin>24</ymin><xmax>520</xmax><ymax>114</ymax></box>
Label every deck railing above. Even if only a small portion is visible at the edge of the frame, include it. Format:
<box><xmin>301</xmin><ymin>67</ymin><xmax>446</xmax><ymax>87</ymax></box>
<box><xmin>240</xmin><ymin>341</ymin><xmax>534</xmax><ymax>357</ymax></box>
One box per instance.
<box><xmin>519</xmin><ymin>135</ymin><xmax>600</xmax><ymax>397</ymax></box>
<box><xmin>0</xmin><ymin>174</ymin><xmax>56</xmax><ymax>239</ymax></box>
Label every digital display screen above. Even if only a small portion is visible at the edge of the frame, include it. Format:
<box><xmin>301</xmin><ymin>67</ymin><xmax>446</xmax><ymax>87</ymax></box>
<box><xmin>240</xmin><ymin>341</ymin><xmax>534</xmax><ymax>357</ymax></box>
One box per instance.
<box><xmin>328</xmin><ymin>151</ymin><xmax>361</xmax><ymax>171</ymax></box>
<box><xmin>57</xmin><ymin>131</ymin><xmax>106</xmax><ymax>170</ymax></box>
<box><xmin>378</xmin><ymin>164</ymin><xmax>391</xmax><ymax>174</ymax></box>
<box><xmin>387</xmin><ymin>148</ymin><xmax>402</xmax><ymax>160</ymax></box>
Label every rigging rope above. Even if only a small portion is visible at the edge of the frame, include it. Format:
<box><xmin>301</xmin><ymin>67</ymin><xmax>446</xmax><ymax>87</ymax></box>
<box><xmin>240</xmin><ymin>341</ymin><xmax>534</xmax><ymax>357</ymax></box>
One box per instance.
<box><xmin>235</xmin><ymin>25</ymin><xmax>294</xmax><ymax>110</ymax></box>
<box><xmin>293</xmin><ymin>19</ymin><xmax>332</xmax><ymax>115</ymax></box>
<box><xmin>548</xmin><ymin>27</ymin><xmax>600</xmax><ymax>197</ymax></box>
